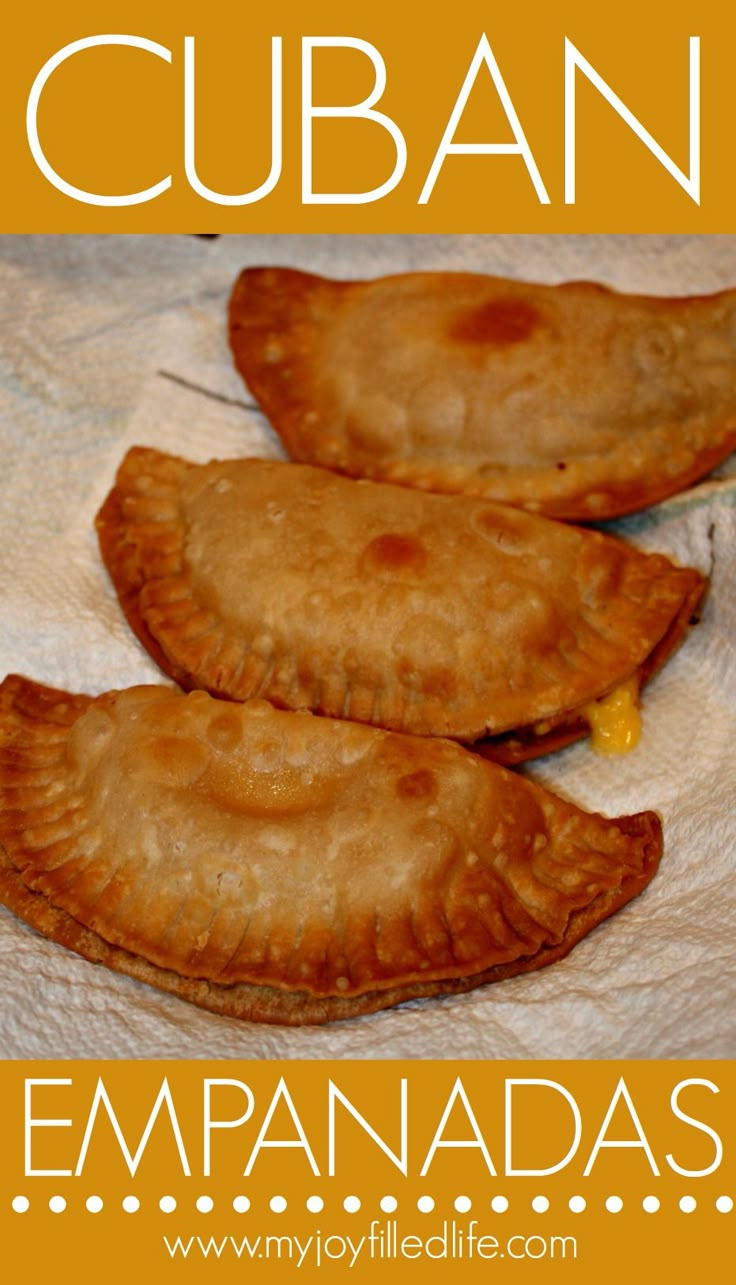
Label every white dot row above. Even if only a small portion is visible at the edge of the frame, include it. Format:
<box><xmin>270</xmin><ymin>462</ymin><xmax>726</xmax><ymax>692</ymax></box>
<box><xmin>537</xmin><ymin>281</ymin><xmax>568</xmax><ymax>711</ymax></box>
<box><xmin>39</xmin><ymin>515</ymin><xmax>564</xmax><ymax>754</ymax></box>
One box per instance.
<box><xmin>10</xmin><ymin>1193</ymin><xmax>734</xmax><ymax>1216</ymax></box>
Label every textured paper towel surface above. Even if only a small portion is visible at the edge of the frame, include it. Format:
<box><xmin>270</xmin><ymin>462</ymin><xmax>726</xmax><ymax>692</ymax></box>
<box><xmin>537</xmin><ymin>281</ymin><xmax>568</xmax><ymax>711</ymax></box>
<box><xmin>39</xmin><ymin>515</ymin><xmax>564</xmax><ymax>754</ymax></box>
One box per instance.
<box><xmin>1</xmin><ymin>234</ymin><xmax>734</xmax><ymax>1060</ymax></box>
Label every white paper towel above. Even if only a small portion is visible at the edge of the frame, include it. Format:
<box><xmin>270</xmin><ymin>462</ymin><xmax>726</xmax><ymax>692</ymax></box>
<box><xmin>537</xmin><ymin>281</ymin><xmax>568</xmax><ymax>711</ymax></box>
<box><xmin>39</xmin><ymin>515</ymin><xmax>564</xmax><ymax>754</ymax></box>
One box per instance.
<box><xmin>1</xmin><ymin>233</ymin><xmax>734</xmax><ymax>1059</ymax></box>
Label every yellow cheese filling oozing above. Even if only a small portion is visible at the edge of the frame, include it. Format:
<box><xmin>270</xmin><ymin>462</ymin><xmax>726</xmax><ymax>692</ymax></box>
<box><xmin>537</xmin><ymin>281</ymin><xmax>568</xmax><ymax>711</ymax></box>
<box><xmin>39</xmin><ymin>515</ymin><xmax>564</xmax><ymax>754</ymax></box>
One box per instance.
<box><xmin>583</xmin><ymin>677</ymin><xmax>642</xmax><ymax>755</ymax></box>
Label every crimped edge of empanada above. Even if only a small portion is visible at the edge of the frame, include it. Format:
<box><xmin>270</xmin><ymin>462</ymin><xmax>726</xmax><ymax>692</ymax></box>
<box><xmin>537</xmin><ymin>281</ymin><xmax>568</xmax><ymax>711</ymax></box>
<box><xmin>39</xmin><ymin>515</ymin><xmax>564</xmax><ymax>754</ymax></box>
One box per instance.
<box><xmin>480</xmin><ymin>568</ymin><xmax>706</xmax><ymax>765</ymax></box>
<box><xmin>228</xmin><ymin>266</ymin><xmax>736</xmax><ymax>521</ymax></box>
<box><xmin>0</xmin><ymin>674</ymin><xmax>663</xmax><ymax>1025</ymax></box>
<box><xmin>96</xmin><ymin>447</ymin><xmax>707</xmax><ymax>761</ymax></box>
<box><xmin>96</xmin><ymin>447</ymin><xmax>194</xmax><ymax>682</ymax></box>
<box><xmin>0</xmin><ymin>831</ymin><xmax>660</xmax><ymax>1025</ymax></box>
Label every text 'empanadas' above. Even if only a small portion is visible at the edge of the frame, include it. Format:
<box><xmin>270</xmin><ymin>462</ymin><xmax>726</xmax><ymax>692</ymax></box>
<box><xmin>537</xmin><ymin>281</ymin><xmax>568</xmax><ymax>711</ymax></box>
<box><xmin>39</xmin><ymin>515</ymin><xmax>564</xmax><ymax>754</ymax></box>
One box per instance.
<box><xmin>229</xmin><ymin>267</ymin><xmax>736</xmax><ymax>521</ymax></box>
<box><xmin>96</xmin><ymin>447</ymin><xmax>705</xmax><ymax>763</ymax></box>
<box><xmin>0</xmin><ymin>676</ymin><xmax>662</xmax><ymax>1025</ymax></box>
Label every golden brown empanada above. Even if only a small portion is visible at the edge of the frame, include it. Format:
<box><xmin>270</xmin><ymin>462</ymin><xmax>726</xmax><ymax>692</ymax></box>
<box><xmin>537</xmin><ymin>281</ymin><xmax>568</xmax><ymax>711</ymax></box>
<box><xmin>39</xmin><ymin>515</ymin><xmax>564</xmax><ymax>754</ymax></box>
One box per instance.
<box><xmin>96</xmin><ymin>447</ymin><xmax>704</xmax><ymax>762</ymax></box>
<box><xmin>0</xmin><ymin>675</ymin><xmax>662</xmax><ymax>1024</ymax></box>
<box><xmin>229</xmin><ymin>267</ymin><xmax>736</xmax><ymax>520</ymax></box>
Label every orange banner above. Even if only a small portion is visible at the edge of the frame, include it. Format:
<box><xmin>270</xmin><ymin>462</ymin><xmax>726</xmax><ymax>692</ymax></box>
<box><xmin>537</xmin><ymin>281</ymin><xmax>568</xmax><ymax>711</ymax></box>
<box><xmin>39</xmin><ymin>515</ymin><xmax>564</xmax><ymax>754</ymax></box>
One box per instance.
<box><xmin>1</xmin><ymin>0</ymin><xmax>735</xmax><ymax>230</ymax></box>
<box><xmin>1</xmin><ymin>1060</ymin><xmax>734</xmax><ymax>1282</ymax></box>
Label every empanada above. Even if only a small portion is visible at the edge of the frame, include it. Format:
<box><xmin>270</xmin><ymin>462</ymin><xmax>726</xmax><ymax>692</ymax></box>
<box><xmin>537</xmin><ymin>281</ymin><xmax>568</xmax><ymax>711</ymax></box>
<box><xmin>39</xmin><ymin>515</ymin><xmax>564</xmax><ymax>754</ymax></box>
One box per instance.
<box><xmin>0</xmin><ymin>675</ymin><xmax>662</xmax><ymax>1024</ymax></box>
<box><xmin>96</xmin><ymin>447</ymin><xmax>705</xmax><ymax>762</ymax></box>
<box><xmin>229</xmin><ymin>267</ymin><xmax>736</xmax><ymax>520</ymax></box>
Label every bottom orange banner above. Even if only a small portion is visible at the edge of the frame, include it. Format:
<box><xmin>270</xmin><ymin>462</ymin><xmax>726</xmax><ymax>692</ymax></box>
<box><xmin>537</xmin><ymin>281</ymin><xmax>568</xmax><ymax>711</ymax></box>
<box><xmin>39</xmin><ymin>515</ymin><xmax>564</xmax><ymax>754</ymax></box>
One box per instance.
<box><xmin>0</xmin><ymin>1060</ymin><xmax>732</xmax><ymax>1281</ymax></box>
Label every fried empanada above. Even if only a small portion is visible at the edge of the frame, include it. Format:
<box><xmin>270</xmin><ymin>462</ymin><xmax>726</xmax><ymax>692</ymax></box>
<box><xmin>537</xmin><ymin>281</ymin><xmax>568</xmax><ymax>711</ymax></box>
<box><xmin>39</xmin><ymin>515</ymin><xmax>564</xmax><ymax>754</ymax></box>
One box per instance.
<box><xmin>96</xmin><ymin>447</ymin><xmax>704</xmax><ymax>761</ymax></box>
<box><xmin>229</xmin><ymin>267</ymin><xmax>736</xmax><ymax>520</ymax></box>
<box><xmin>0</xmin><ymin>675</ymin><xmax>662</xmax><ymax>1024</ymax></box>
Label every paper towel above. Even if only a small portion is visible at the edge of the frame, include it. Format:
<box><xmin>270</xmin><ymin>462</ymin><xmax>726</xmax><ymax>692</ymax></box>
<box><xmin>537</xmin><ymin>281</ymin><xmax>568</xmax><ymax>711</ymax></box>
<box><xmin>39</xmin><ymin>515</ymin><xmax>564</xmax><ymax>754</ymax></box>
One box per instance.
<box><xmin>1</xmin><ymin>233</ymin><xmax>734</xmax><ymax>1059</ymax></box>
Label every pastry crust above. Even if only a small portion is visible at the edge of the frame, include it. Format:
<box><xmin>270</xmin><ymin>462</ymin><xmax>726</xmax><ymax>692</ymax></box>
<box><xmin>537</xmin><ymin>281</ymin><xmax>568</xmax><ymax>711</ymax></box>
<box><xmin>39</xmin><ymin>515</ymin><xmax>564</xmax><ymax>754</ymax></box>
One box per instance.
<box><xmin>0</xmin><ymin>675</ymin><xmax>662</xmax><ymax>1024</ymax></box>
<box><xmin>229</xmin><ymin>267</ymin><xmax>736</xmax><ymax>520</ymax></box>
<box><xmin>96</xmin><ymin>447</ymin><xmax>705</xmax><ymax>755</ymax></box>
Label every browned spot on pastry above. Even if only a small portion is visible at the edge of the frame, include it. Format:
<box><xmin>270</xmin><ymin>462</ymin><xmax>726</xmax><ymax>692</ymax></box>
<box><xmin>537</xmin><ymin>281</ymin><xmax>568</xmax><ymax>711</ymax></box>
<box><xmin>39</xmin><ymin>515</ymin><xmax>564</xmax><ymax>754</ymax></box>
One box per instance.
<box><xmin>143</xmin><ymin>735</ymin><xmax>210</xmax><ymax>787</ymax></box>
<box><xmin>396</xmin><ymin>768</ymin><xmax>438</xmax><ymax>801</ymax></box>
<box><xmin>359</xmin><ymin>532</ymin><xmax>428</xmax><ymax>576</ymax></box>
<box><xmin>207</xmin><ymin>711</ymin><xmax>243</xmax><ymax>753</ymax></box>
<box><xmin>424</xmin><ymin>668</ymin><xmax>458</xmax><ymax>702</ymax></box>
<box><xmin>450</xmin><ymin>297</ymin><xmax>540</xmax><ymax>346</ymax></box>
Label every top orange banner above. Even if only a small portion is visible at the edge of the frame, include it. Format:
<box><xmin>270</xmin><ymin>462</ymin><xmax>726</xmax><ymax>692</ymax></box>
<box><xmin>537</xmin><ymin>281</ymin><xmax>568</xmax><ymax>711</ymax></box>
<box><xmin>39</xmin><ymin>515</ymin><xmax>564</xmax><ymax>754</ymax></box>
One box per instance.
<box><xmin>2</xmin><ymin>0</ymin><xmax>734</xmax><ymax>232</ymax></box>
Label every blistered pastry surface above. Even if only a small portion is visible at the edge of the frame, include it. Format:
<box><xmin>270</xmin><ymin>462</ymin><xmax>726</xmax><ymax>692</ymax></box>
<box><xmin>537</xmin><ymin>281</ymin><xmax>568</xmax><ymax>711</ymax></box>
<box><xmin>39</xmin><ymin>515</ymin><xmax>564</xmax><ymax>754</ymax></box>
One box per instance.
<box><xmin>229</xmin><ymin>267</ymin><xmax>736</xmax><ymax>520</ymax></box>
<box><xmin>96</xmin><ymin>448</ymin><xmax>704</xmax><ymax>743</ymax></box>
<box><xmin>0</xmin><ymin>676</ymin><xmax>662</xmax><ymax>1015</ymax></box>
